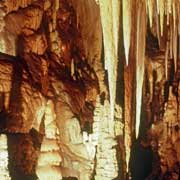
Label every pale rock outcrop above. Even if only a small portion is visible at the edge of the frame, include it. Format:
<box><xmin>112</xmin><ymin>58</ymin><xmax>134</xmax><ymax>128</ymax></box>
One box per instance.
<box><xmin>0</xmin><ymin>62</ymin><xmax>12</xmax><ymax>110</ymax></box>
<box><xmin>36</xmin><ymin>100</ymin><xmax>62</xmax><ymax>180</ymax></box>
<box><xmin>0</xmin><ymin>8</ymin><xmax>17</xmax><ymax>56</ymax></box>
<box><xmin>0</xmin><ymin>134</ymin><xmax>10</xmax><ymax>179</ymax></box>
<box><xmin>92</xmin><ymin>97</ymin><xmax>118</xmax><ymax>180</ymax></box>
<box><xmin>56</xmin><ymin>104</ymin><xmax>95</xmax><ymax>180</ymax></box>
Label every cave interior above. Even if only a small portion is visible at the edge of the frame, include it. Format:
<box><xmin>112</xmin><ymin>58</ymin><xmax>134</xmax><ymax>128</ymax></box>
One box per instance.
<box><xmin>0</xmin><ymin>0</ymin><xmax>179</xmax><ymax>180</ymax></box>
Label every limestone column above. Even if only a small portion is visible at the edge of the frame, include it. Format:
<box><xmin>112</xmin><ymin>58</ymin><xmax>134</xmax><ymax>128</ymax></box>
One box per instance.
<box><xmin>92</xmin><ymin>97</ymin><xmax>118</xmax><ymax>180</ymax></box>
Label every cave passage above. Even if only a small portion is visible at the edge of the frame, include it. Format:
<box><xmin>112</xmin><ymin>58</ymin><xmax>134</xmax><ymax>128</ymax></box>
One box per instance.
<box><xmin>130</xmin><ymin>140</ymin><xmax>153</xmax><ymax>180</ymax></box>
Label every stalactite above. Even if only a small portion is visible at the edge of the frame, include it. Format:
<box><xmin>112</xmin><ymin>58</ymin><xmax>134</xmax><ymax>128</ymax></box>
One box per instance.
<box><xmin>165</xmin><ymin>41</ymin><xmax>169</xmax><ymax>79</ymax></box>
<box><xmin>112</xmin><ymin>0</ymin><xmax>120</xmax><ymax>54</ymax></box>
<box><xmin>172</xmin><ymin>1</ymin><xmax>178</xmax><ymax>71</ymax></box>
<box><xmin>155</xmin><ymin>4</ymin><xmax>161</xmax><ymax>47</ymax></box>
<box><xmin>99</xmin><ymin>0</ymin><xmax>119</xmax><ymax>134</ymax></box>
<box><xmin>123</xmin><ymin>0</ymin><xmax>131</xmax><ymax>65</ymax></box>
<box><xmin>172</xmin><ymin>1</ymin><xmax>176</xmax><ymax>33</ymax></box>
<box><xmin>167</xmin><ymin>12</ymin><xmax>170</xmax><ymax>25</ymax></box>
<box><xmin>159</xmin><ymin>0</ymin><xmax>165</xmax><ymax>36</ymax></box>
<box><xmin>99</xmin><ymin>0</ymin><xmax>114</xmax><ymax>134</ymax></box>
<box><xmin>170</xmin><ymin>20</ymin><xmax>173</xmax><ymax>59</ymax></box>
<box><xmin>147</xmin><ymin>0</ymin><xmax>154</xmax><ymax>28</ymax></box>
<box><xmin>178</xmin><ymin>3</ymin><xmax>180</xmax><ymax>36</ymax></box>
<box><xmin>135</xmin><ymin>1</ymin><xmax>146</xmax><ymax>139</ymax></box>
<box><xmin>111</xmin><ymin>0</ymin><xmax>120</xmax><ymax>134</ymax></box>
<box><xmin>71</xmin><ymin>58</ymin><xmax>75</xmax><ymax>77</ymax></box>
<box><xmin>123</xmin><ymin>0</ymin><xmax>137</xmax><ymax>173</ymax></box>
<box><xmin>173</xmin><ymin>23</ymin><xmax>177</xmax><ymax>71</ymax></box>
<box><xmin>156</xmin><ymin>0</ymin><xmax>160</xmax><ymax>15</ymax></box>
<box><xmin>166</xmin><ymin>0</ymin><xmax>171</xmax><ymax>25</ymax></box>
<box><xmin>167</xmin><ymin>0</ymin><xmax>172</xmax><ymax>14</ymax></box>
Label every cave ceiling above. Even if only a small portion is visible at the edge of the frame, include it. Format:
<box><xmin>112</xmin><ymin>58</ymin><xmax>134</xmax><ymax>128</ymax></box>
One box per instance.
<box><xmin>0</xmin><ymin>0</ymin><xmax>179</xmax><ymax>180</ymax></box>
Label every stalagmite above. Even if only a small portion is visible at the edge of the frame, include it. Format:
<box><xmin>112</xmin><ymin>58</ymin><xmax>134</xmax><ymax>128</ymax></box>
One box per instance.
<box><xmin>135</xmin><ymin>1</ymin><xmax>146</xmax><ymax>138</ymax></box>
<box><xmin>93</xmin><ymin>98</ymin><xmax>118</xmax><ymax>180</ymax></box>
<box><xmin>123</xmin><ymin>0</ymin><xmax>131</xmax><ymax>65</ymax></box>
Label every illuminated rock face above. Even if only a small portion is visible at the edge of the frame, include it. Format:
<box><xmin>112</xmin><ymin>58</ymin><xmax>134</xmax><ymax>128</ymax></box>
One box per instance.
<box><xmin>92</xmin><ymin>98</ymin><xmax>118</xmax><ymax>180</ymax></box>
<box><xmin>0</xmin><ymin>134</ymin><xmax>10</xmax><ymax>179</ymax></box>
<box><xmin>55</xmin><ymin>102</ymin><xmax>95</xmax><ymax>180</ymax></box>
<box><xmin>36</xmin><ymin>100</ymin><xmax>62</xmax><ymax>180</ymax></box>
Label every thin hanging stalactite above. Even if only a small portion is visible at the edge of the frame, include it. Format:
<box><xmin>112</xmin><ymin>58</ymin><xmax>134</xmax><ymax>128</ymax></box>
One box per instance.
<box><xmin>124</xmin><ymin>0</ymin><xmax>137</xmax><ymax>174</ymax></box>
<box><xmin>167</xmin><ymin>0</ymin><xmax>172</xmax><ymax>14</ymax></box>
<box><xmin>159</xmin><ymin>0</ymin><xmax>165</xmax><ymax>36</ymax></box>
<box><xmin>172</xmin><ymin>1</ymin><xmax>177</xmax><ymax>72</ymax></box>
<box><xmin>177</xmin><ymin>2</ymin><xmax>180</xmax><ymax>36</ymax></box>
<box><xmin>155</xmin><ymin>3</ymin><xmax>161</xmax><ymax>47</ymax></box>
<box><xmin>170</xmin><ymin>17</ymin><xmax>173</xmax><ymax>59</ymax></box>
<box><xmin>112</xmin><ymin>0</ymin><xmax>120</xmax><ymax>55</ymax></box>
<box><xmin>156</xmin><ymin>0</ymin><xmax>160</xmax><ymax>14</ymax></box>
<box><xmin>99</xmin><ymin>0</ymin><xmax>119</xmax><ymax>134</ymax></box>
<box><xmin>135</xmin><ymin>0</ymin><xmax>146</xmax><ymax>139</ymax></box>
<box><xmin>147</xmin><ymin>0</ymin><xmax>154</xmax><ymax>28</ymax></box>
<box><xmin>99</xmin><ymin>1</ymin><xmax>114</xmax><ymax>130</ymax></box>
<box><xmin>123</xmin><ymin>0</ymin><xmax>132</xmax><ymax>65</ymax></box>
<box><xmin>173</xmin><ymin>26</ymin><xmax>177</xmax><ymax>72</ymax></box>
<box><xmin>166</xmin><ymin>0</ymin><xmax>171</xmax><ymax>26</ymax></box>
<box><xmin>165</xmin><ymin>41</ymin><xmax>169</xmax><ymax>79</ymax></box>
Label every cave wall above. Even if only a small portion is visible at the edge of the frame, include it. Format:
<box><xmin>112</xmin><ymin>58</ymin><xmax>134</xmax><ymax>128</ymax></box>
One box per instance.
<box><xmin>0</xmin><ymin>0</ymin><xmax>101</xmax><ymax>179</ymax></box>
